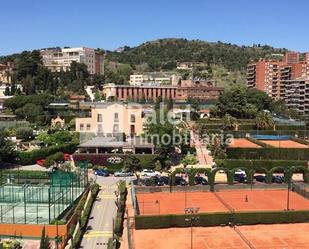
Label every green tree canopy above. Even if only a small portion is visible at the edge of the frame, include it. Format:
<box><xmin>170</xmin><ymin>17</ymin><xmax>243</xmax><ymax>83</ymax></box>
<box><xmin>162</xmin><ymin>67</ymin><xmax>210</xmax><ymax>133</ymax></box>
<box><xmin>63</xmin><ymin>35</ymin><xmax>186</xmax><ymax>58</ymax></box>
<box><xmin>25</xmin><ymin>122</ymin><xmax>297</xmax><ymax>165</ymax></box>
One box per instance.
<box><xmin>0</xmin><ymin>130</ymin><xmax>16</xmax><ymax>163</ymax></box>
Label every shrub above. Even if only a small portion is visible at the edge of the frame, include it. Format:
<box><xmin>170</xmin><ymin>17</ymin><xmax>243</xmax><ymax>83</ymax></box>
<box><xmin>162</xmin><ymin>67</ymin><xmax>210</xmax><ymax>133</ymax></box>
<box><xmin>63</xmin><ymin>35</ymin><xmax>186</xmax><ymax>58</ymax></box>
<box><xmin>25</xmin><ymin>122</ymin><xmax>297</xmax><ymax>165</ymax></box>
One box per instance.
<box><xmin>18</xmin><ymin>142</ymin><xmax>78</xmax><ymax>165</ymax></box>
<box><xmin>226</xmin><ymin>147</ymin><xmax>309</xmax><ymax>160</ymax></box>
<box><xmin>215</xmin><ymin>159</ymin><xmax>308</xmax><ymax>171</ymax></box>
<box><xmin>16</xmin><ymin>127</ymin><xmax>33</xmax><ymax>141</ymax></box>
<box><xmin>135</xmin><ymin>210</ymin><xmax>309</xmax><ymax>229</ymax></box>
<box><xmin>43</xmin><ymin>152</ymin><xmax>64</xmax><ymax>167</ymax></box>
<box><xmin>73</xmin><ymin>154</ymin><xmax>156</xmax><ymax>169</ymax></box>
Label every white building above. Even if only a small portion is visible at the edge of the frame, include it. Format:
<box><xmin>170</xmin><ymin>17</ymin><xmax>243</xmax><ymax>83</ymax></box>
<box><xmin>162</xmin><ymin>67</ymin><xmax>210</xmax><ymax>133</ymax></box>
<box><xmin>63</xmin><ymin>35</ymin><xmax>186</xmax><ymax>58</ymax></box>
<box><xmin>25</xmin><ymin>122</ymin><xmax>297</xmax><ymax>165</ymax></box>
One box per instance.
<box><xmin>129</xmin><ymin>74</ymin><xmax>171</xmax><ymax>86</ymax></box>
<box><xmin>41</xmin><ymin>47</ymin><xmax>96</xmax><ymax>74</ymax></box>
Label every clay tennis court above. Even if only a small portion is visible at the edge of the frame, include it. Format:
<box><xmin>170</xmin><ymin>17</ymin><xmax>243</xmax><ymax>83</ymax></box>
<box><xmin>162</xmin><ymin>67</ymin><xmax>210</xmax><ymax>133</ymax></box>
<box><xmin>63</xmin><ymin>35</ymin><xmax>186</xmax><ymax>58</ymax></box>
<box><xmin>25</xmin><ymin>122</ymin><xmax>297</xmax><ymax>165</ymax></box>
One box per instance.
<box><xmin>133</xmin><ymin>223</ymin><xmax>309</xmax><ymax>249</ymax></box>
<box><xmin>228</xmin><ymin>138</ymin><xmax>261</xmax><ymax>148</ymax></box>
<box><xmin>260</xmin><ymin>139</ymin><xmax>309</xmax><ymax>148</ymax></box>
<box><xmin>136</xmin><ymin>189</ymin><xmax>309</xmax><ymax>215</ymax></box>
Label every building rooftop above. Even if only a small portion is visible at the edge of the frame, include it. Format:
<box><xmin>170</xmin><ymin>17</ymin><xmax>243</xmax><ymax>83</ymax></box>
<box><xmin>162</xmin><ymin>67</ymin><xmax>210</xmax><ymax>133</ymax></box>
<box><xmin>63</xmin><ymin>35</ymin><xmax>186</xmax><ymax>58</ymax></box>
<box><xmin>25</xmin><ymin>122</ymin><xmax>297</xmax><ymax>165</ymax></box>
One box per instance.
<box><xmin>79</xmin><ymin>136</ymin><xmax>154</xmax><ymax>149</ymax></box>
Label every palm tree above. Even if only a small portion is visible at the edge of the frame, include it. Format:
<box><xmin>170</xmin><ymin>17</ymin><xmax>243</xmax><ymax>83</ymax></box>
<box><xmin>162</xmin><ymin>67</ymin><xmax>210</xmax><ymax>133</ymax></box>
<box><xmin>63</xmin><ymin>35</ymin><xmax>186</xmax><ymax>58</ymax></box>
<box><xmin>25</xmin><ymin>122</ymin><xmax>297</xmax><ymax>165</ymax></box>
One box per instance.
<box><xmin>255</xmin><ymin>111</ymin><xmax>274</xmax><ymax>130</ymax></box>
<box><xmin>222</xmin><ymin>114</ymin><xmax>238</xmax><ymax>130</ymax></box>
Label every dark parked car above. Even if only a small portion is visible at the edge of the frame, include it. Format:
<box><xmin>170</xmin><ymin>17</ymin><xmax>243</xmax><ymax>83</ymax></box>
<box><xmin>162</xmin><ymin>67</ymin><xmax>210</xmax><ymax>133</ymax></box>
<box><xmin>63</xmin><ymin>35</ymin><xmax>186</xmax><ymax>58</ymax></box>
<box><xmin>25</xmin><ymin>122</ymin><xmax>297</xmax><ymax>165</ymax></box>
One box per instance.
<box><xmin>156</xmin><ymin>176</ymin><xmax>170</xmax><ymax>186</ymax></box>
<box><xmin>95</xmin><ymin>169</ymin><xmax>110</xmax><ymax>177</ymax></box>
<box><xmin>254</xmin><ymin>175</ymin><xmax>266</xmax><ymax>182</ymax></box>
<box><xmin>194</xmin><ymin>176</ymin><xmax>207</xmax><ymax>185</ymax></box>
<box><xmin>175</xmin><ymin>176</ymin><xmax>187</xmax><ymax>186</ymax></box>
<box><xmin>234</xmin><ymin>174</ymin><xmax>246</xmax><ymax>183</ymax></box>
<box><xmin>272</xmin><ymin>175</ymin><xmax>284</xmax><ymax>183</ymax></box>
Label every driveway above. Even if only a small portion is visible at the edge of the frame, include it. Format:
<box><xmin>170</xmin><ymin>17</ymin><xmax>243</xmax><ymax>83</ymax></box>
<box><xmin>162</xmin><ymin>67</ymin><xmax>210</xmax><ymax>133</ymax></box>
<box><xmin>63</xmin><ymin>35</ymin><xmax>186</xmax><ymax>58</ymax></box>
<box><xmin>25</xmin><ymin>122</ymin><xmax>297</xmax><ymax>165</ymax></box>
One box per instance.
<box><xmin>80</xmin><ymin>176</ymin><xmax>134</xmax><ymax>249</ymax></box>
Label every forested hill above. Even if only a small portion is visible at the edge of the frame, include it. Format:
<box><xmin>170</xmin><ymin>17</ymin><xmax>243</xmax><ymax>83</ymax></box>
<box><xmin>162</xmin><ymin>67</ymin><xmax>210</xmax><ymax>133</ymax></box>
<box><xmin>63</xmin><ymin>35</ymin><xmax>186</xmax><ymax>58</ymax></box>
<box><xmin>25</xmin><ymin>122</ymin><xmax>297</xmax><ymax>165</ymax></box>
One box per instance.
<box><xmin>105</xmin><ymin>38</ymin><xmax>287</xmax><ymax>72</ymax></box>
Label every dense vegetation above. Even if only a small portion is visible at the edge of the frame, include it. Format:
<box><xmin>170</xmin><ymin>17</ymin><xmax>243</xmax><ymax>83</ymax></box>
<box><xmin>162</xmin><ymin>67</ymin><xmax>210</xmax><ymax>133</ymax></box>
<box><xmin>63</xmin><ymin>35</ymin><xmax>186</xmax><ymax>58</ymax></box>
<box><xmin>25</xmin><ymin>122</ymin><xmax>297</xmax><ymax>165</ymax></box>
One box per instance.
<box><xmin>106</xmin><ymin>38</ymin><xmax>287</xmax><ymax>83</ymax></box>
<box><xmin>0</xmin><ymin>38</ymin><xmax>289</xmax><ymax>89</ymax></box>
<box><xmin>0</xmin><ymin>50</ymin><xmax>103</xmax><ymax>95</ymax></box>
<box><xmin>210</xmin><ymin>84</ymin><xmax>287</xmax><ymax>119</ymax></box>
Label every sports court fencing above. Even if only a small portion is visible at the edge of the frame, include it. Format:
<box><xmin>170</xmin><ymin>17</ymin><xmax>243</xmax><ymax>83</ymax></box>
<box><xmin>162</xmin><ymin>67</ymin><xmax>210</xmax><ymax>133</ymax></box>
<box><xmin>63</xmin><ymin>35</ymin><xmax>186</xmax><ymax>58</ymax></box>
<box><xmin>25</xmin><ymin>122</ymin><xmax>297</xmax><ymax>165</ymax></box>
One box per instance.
<box><xmin>0</xmin><ymin>161</ymin><xmax>88</xmax><ymax>224</ymax></box>
<box><xmin>138</xmin><ymin>200</ymin><xmax>161</xmax><ymax>215</ymax></box>
<box><xmin>213</xmin><ymin>191</ymin><xmax>235</xmax><ymax>213</ymax></box>
<box><xmin>292</xmin><ymin>183</ymin><xmax>309</xmax><ymax>199</ymax></box>
<box><xmin>131</xmin><ymin>183</ymin><xmax>139</xmax><ymax>215</ymax></box>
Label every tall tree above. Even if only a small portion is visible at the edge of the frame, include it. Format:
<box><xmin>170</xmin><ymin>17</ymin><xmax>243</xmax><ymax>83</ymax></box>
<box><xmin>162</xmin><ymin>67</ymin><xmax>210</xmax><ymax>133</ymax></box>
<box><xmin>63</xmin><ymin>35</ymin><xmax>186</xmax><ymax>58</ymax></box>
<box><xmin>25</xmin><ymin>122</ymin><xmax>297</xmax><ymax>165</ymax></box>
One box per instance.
<box><xmin>255</xmin><ymin>111</ymin><xmax>275</xmax><ymax>130</ymax></box>
<box><xmin>0</xmin><ymin>130</ymin><xmax>16</xmax><ymax>163</ymax></box>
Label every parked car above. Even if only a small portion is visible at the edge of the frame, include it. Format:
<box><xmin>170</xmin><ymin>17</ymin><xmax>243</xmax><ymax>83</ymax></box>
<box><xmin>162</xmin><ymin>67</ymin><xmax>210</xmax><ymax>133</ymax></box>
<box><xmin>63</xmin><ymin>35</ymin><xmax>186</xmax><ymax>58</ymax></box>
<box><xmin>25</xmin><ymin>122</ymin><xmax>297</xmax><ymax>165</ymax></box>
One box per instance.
<box><xmin>114</xmin><ymin>171</ymin><xmax>134</xmax><ymax>177</ymax></box>
<box><xmin>95</xmin><ymin>169</ymin><xmax>110</xmax><ymax>177</ymax></box>
<box><xmin>234</xmin><ymin>174</ymin><xmax>246</xmax><ymax>183</ymax></box>
<box><xmin>194</xmin><ymin>176</ymin><xmax>208</xmax><ymax>185</ymax></box>
<box><xmin>158</xmin><ymin>176</ymin><xmax>170</xmax><ymax>185</ymax></box>
<box><xmin>141</xmin><ymin>169</ymin><xmax>160</xmax><ymax>177</ymax></box>
<box><xmin>254</xmin><ymin>175</ymin><xmax>266</xmax><ymax>182</ymax></box>
<box><xmin>235</xmin><ymin>169</ymin><xmax>247</xmax><ymax>177</ymax></box>
<box><xmin>175</xmin><ymin>176</ymin><xmax>187</xmax><ymax>186</ymax></box>
<box><xmin>272</xmin><ymin>175</ymin><xmax>284</xmax><ymax>183</ymax></box>
<box><xmin>36</xmin><ymin>159</ymin><xmax>45</xmax><ymax>166</ymax></box>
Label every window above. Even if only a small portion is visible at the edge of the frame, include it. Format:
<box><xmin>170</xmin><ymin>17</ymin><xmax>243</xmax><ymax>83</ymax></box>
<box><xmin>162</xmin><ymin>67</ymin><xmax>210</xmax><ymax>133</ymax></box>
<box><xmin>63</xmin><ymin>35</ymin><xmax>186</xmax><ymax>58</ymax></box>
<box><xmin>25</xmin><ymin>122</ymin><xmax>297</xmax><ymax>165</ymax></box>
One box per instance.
<box><xmin>97</xmin><ymin>114</ymin><xmax>102</xmax><ymax>122</ymax></box>
<box><xmin>86</xmin><ymin>124</ymin><xmax>91</xmax><ymax>131</ymax></box>
<box><xmin>80</xmin><ymin>124</ymin><xmax>84</xmax><ymax>131</ymax></box>
<box><xmin>130</xmin><ymin>125</ymin><xmax>135</xmax><ymax>134</ymax></box>
<box><xmin>114</xmin><ymin>113</ymin><xmax>119</xmax><ymax>122</ymax></box>
<box><xmin>130</xmin><ymin>114</ymin><xmax>136</xmax><ymax>123</ymax></box>
<box><xmin>113</xmin><ymin>124</ymin><xmax>119</xmax><ymax>133</ymax></box>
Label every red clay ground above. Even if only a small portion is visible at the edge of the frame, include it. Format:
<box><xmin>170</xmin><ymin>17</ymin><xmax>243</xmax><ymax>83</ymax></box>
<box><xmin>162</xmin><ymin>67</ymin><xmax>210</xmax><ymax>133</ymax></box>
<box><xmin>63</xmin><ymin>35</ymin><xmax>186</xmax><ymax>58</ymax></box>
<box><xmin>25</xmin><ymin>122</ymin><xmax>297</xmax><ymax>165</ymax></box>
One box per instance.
<box><xmin>228</xmin><ymin>138</ymin><xmax>261</xmax><ymax>148</ymax></box>
<box><xmin>260</xmin><ymin>139</ymin><xmax>309</xmax><ymax>148</ymax></box>
<box><xmin>133</xmin><ymin>223</ymin><xmax>309</xmax><ymax>249</ymax></box>
<box><xmin>136</xmin><ymin>190</ymin><xmax>309</xmax><ymax>215</ymax></box>
<box><xmin>137</xmin><ymin>192</ymin><xmax>228</xmax><ymax>215</ymax></box>
<box><xmin>216</xmin><ymin>189</ymin><xmax>309</xmax><ymax>211</ymax></box>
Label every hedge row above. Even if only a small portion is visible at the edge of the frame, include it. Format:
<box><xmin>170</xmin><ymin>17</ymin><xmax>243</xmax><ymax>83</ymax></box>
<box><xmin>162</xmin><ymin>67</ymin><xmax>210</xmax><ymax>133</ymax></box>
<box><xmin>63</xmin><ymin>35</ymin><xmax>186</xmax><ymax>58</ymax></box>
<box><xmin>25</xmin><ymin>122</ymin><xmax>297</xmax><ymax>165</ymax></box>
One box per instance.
<box><xmin>207</xmin><ymin>129</ymin><xmax>309</xmax><ymax>138</ymax></box>
<box><xmin>215</xmin><ymin>159</ymin><xmax>308</xmax><ymax>172</ymax></box>
<box><xmin>18</xmin><ymin>142</ymin><xmax>78</xmax><ymax>165</ymax></box>
<box><xmin>0</xmin><ymin>170</ymin><xmax>49</xmax><ymax>184</ymax></box>
<box><xmin>113</xmin><ymin>181</ymin><xmax>127</xmax><ymax>248</ymax></box>
<box><xmin>226</xmin><ymin>147</ymin><xmax>309</xmax><ymax>160</ymax></box>
<box><xmin>72</xmin><ymin>184</ymin><xmax>100</xmax><ymax>248</ymax></box>
<box><xmin>73</xmin><ymin>154</ymin><xmax>156</xmax><ymax>169</ymax></box>
<box><xmin>196</xmin><ymin>119</ymin><xmax>305</xmax><ymax>131</ymax></box>
<box><xmin>43</xmin><ymin>152</ymin><xmax>64</xmax><ymax>167</ymax></box>
<box><xmin>135</xmin><ymin>210</ymin><xmax>309</xmax><ymax>229</ymax></box>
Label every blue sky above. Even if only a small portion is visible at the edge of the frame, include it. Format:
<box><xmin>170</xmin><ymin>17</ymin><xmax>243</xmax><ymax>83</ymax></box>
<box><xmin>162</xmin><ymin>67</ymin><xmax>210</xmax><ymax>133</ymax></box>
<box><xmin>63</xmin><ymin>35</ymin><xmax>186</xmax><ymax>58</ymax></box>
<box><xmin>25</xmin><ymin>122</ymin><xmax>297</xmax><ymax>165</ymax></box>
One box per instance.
<box><xmin>1</xmin><ymin>0</ymin><xmax>308</xmax><ymax>55</ymax></box>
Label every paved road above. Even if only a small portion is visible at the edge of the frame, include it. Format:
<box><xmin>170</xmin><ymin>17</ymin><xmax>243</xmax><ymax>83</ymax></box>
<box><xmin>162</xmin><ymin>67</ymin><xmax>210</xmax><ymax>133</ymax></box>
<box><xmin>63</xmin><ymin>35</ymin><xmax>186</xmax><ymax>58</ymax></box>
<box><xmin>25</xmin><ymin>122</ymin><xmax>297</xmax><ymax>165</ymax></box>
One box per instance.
<box><xmin>80</xmin><ymin>175</ymin><xmax>134</xmax><ymax>249</ymax></box>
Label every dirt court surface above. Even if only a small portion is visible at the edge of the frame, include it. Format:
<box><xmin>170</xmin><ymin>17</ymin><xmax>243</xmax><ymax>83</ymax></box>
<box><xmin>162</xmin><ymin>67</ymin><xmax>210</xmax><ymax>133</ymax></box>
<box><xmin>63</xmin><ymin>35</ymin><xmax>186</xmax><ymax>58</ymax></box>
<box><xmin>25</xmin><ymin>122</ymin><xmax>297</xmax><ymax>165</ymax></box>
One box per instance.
<box><xmin>133</xmin><ymin>223</ymin><xmax>309</xmax><ymax>249</ymax></box>
<box><xmin>136</xmin><ymin>189</ymin><xmax>309</xmax><ymax>215</ymax></box>
<box><xmin>228</xmin><ymin>138</ymin><xmax>261</xmax><ymax>148</ymax></box>
<box><xmin>260</xmin><ymin>139</ymin><xmax>309</xmax><ymax>148</ymax></box>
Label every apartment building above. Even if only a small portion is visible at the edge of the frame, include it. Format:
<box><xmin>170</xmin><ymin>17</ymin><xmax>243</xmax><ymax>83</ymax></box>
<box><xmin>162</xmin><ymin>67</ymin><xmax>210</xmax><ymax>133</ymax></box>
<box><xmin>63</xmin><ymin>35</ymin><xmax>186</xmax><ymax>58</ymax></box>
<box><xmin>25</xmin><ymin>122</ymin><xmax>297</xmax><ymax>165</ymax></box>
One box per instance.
<box><xmin>247</xmin><ymin>52</ymin><xmax>309</xmax><ymax>100</ymax></box>
<box><xmin>41</xmin><ymin>47</ymin><xmax>104</xmax><ymax>74</ymax></box>
<box><xmin>129</xmin><ymin>73</ymin><xmax>171</xmax><ymax>86</ymax></box>
<box><xmin>280</xmin><ymin>78</ymin><xmax>309</xmax><ymax>115</ymax></box>
<box><xmin>75</xmin><ymin>102</ymin><xmax>144</xmax><ymax>136</ymax></box>
<box><xmin>283</xmin><ymin>51</ymin><xmax>300</xmax><ymax>64</ymax></box>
